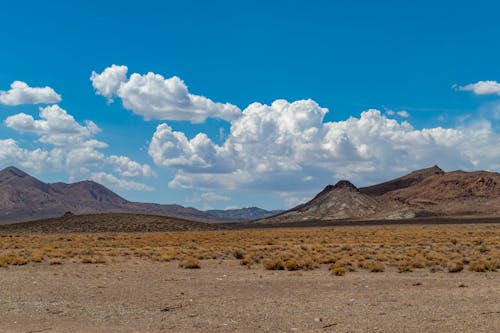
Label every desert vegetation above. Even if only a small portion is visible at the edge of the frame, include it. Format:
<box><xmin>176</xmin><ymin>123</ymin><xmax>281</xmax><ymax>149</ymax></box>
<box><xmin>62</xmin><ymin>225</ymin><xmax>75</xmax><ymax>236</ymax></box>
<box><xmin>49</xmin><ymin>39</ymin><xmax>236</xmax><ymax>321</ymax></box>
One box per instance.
<box><xmin>0</xmin><ymin>224</ymin><xmax>498</xmax><ymax>275</ymax></box>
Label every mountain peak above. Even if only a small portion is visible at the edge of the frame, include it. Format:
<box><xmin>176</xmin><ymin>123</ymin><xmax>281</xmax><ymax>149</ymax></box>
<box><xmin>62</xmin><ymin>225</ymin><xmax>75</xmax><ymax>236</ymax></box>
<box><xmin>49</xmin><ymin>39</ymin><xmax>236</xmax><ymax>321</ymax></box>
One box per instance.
<box><xmin>333</xmin><ymin>180</ymin><xmax>358</xmax><ymax>190</ymax></box>
<box><xmin>0</xmin><ymin>166</ymin><xmax>29</xmax><ymax>178</ymax></box>
<box><xmin>313</xmin><ymin>180</ymin><xmax>358</xmax><ymax>200</ymax></box>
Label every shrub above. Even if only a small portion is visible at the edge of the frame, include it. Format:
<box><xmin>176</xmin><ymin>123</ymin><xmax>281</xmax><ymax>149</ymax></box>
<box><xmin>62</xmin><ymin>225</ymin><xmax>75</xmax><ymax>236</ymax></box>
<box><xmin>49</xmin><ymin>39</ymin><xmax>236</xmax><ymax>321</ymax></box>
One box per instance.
<box><xmin>240</xmin><ymin>258</ymin><xmax>252</xmax><ymax>268</ymax></box>
<box><xmin>468</xmin><ymin>260</ymin><xmax>487</xmax><ymax>272</ymax></box>
<box><xmin>263</xmin><ymin>258</ymin><xmax>285</xmax><ymax>270</ymax></box>
<box><xmin>81</xmin><ymin>256</ymin><xmax>93</xmax><ymax>264</ymax></box>
<box><xmin>94</xmin><ymin>254</ymin><xmax>107</xmax><ymax>264</ymax></box>
<box><xmin>179</xmin><ymin>257</ymin><xmax>200</xmax><ymax>269</ymax></box>
<box><xmin>233</xmin><ymin>249</ymin><xmax>245</xmax><ymax>260</ymax></box>
<box><xmin>330</xmin><ymin>266</ymin><xmax>345</xmax><ymax>276</ymax></box>
<box><xmin>49</xmin><ymin>258</ymin><xmax>63</xmax><ymax>265</ymax></box>
<box><xmin>370</xmin><ymin>262</ymin><xmax>385</xmax><ymax>272</ymax></box>
<box><xmin>447</xmin><ymin>262</ymin><xmax>463</xmax><ymax>273</ymax></box>
<box><xmin>29</xmin><ymin>250</ymin><xmax>44</xmax><ymax>263</ymax></box>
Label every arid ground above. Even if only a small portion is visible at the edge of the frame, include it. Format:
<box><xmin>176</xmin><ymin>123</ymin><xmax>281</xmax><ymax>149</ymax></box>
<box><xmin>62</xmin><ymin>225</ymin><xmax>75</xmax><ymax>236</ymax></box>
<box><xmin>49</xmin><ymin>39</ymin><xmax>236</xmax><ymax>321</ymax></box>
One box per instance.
<box><xmin>0</xmin><ymin>223</ymin><xmax>499</xmax><ymax>332</ymax></box>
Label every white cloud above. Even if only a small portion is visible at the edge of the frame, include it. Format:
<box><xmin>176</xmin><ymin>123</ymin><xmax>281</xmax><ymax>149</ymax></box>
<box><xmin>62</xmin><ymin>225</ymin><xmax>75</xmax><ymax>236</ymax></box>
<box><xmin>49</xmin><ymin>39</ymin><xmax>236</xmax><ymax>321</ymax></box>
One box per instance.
<box><xmin>4</xmin><ymin>104</ymin><xmax>155</xmax><ymax>190</ymax></box>
<box><xmin>0</xmin><ymin>138</ymin><xmax>62</xmax><ymax>173</ymax></box>
<box><xmin>149</xmin><ymin>99</ymin><xmax>500</xmax><ymax>199</ymax></box>
<box><xmin>5</xmin><ymin>105</ymin><xmax>101</xmax><ymax>147</ymax></box>
<box><xmin>90</xmin><ymin>172</ymin><xmax>153</xmax><ymax>191</ymax></box>
<box><xmin>91</xmin><ymin>65</ymin><xmax>241</xmax><ymax>122</ymax></box>
<box><xmin>107</xmin><ymin>155</ymin><xmax>156</xmax><ymax>178</ymax></box>
<box><xmin>0</xmin><ymin>81</ymin><xmax>61</xmax><ymax>105</ymax></box>
<box><xmin>386</xmin><ymin>109</ymin><xmax>409</xmax><ymax>118</ymax></box>
<box><xmin>454</xmin><ymin>80</ymin><xmax>500</xmax><ymax>95</ymax></box>
<box><xmin>397</xmin><ymin>110</ymin><xmax>410</xmax><ymax>118</ymax></box>
<box><xmin>90</xmin><ymin>64</ymin><xmax>128</xmax><ymax>103</ymax></box>
<box><xmin>201</xmin><ymin>192</ymin><xmax>230</xmax><ymax>202</ymax></box>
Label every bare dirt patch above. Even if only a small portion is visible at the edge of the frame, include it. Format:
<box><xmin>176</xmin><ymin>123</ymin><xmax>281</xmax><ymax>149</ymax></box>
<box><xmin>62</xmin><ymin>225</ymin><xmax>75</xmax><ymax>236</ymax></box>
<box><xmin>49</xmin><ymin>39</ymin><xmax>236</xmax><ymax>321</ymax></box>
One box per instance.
<box><xmin>0</xmin><ymin>260</ymin><xmax>499</xmax><ymax>333</ymax></box>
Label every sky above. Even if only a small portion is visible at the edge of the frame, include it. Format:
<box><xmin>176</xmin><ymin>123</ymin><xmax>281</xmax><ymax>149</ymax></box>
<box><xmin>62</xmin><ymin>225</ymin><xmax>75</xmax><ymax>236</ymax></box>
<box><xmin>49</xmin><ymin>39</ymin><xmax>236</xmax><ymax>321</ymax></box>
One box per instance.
<box><xmin>1</xmin><ymin>1</ymin><xmax>500</xmax><ymax>210</ymax></box>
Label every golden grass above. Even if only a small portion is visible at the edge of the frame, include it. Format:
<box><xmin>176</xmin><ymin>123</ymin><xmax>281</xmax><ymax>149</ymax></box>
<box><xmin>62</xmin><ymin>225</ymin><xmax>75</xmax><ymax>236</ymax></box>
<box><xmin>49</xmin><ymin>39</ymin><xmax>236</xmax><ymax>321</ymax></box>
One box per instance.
<box><xmin>0</xmin><ymin>224</ymin><xmax>498</xmax><ymax>275</ymax></box>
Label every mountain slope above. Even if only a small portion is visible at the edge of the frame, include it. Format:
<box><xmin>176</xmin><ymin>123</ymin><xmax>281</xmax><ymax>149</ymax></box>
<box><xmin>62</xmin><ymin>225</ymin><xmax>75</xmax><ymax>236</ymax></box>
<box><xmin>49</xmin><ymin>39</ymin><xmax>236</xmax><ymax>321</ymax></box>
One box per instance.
<box><xmin>261</xmin><ymin>166</ymin><xmax>500</xmax><ymax>223</ymax></box>
<box><xmin>265</xmin><ymin>180</ymin><xmax>378</xmax><ymax>223</ymax></box>
<box><xmin>0</xmin><ymin>166</ymin><xmax>218</xmax><ymax>224</ymax></box>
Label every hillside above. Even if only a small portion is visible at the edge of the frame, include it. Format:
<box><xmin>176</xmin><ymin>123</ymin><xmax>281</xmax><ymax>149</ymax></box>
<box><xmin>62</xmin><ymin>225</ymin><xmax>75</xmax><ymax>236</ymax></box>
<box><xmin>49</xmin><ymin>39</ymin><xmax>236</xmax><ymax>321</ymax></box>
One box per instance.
<box><xmin>0</xmin><ymin>166</ymin><xmax>218</xmax><ymax>224</ymax></box>
<box><xmin>0</xmin><ymin>213</ymin><xmax>220</xmax><ymax>234</ymax></box>
<box><xmin>261</xmin><ymin>166</ymin><xmax>500</xmax><ymax>223</ymax></box>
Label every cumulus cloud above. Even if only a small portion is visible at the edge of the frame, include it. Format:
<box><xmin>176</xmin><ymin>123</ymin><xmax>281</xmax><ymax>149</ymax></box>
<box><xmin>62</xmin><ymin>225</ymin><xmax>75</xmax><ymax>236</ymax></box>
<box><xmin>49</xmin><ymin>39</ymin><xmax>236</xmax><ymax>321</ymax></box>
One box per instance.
<box><xmin>91</xmin><ymin>65</ymin><xmax>241</xmax><ymax>122</ymax></box>
<box><xmin>90</xmin><ymin>65</ymin><xmax>128</xmax><ymax>102</ymax></box>
<box><xmin>5</xmin><ymin>105</ymin><xmax>101</xmax><ymax>147</ymax></box>
<box><xmin>3</xmin><ymin>104</ymin><xmax>155</xmax><ymax>191</ymax></box>
<box><xmin>148</xmin><ymin>99</ymin><xmax>500</xmax><ymax>198</ymax></box>
<box><xmin>0</xmin><ymin>81</ymin><xmax>61</xmax><ymax>105</ymax></box>
<box><xmin>454</xmin><ymin>81</ymin><xmax>500</xmax><ymax>95</ymax></box>
<box><xmin>107</xmin><ymin>155</ymin><xmax>156</xmax><ymax>178</ymax></box>
<box><xmin>0</xmin><ymin>138</ymin><xmax>62</xmax><ymax>172</ymax></box>
<box><xmin>90</xmin><ymin>172</ymin><xmax>153</xmax><ymax>191</ymax></box>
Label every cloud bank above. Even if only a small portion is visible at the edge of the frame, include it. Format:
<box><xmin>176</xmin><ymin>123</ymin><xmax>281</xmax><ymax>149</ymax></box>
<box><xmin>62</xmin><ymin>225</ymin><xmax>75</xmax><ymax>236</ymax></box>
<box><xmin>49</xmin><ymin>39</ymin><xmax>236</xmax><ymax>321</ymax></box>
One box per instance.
<box><xmin>148</xmin><ymin>99</ymin><xmax>500</xmax><ymax>197</ymax></box>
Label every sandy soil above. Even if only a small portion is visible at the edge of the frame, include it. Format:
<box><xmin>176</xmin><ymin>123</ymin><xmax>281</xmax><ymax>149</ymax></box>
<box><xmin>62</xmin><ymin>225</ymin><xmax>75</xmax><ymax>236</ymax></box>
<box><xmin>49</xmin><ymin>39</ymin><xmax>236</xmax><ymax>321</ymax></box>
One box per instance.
<box><xmin>0</xmin><ymin>260</ymin><xmax>498</xmax><ymax>333</ymax></box>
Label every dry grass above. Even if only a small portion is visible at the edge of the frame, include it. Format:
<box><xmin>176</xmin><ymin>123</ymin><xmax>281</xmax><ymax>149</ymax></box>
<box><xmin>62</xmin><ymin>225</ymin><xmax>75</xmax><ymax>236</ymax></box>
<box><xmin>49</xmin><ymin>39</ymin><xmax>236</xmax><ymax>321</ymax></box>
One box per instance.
<box><xmin>0</xmin><ymin>224</ymin><xmax>498</xmax><ymax>275</ymax></box>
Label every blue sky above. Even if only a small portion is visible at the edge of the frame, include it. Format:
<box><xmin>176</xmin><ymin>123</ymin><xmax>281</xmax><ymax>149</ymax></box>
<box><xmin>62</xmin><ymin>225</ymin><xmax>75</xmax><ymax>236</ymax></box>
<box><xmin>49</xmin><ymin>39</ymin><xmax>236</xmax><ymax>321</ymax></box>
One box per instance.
<box><xmin>1</xmin><ymin>1</ymin><xmax>500</xmax><ymax>210</ymax></box>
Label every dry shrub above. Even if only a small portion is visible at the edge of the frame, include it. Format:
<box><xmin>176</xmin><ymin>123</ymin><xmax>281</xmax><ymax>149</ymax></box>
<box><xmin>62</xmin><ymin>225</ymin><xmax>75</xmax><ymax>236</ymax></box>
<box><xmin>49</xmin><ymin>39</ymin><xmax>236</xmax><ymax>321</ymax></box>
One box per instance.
<box><xmin>94</xmin><ymin>254</ymin><xmax>107</xmax><ymax>264</ymax></box>
<box><xmin>468</xmin><ymin>260</ymin><xmax>488</xmax><ymax>272</ymax></box>
<box><xmin>49</xmin><ymin>258</ymin><xmax>63</xmax><ymax>265</ymax></box>
<box><xmin>0</xmin><ymin>256</ymin><xmax>8</xmax><ymax>267</ymax></box>
<box><xmin>398</xmin><ymin>264</ymin><xmax>412</xmax><ymax>273</ymax></box>
<box><xmin>10</xmin><ymin>255</ymin><xmax>28</xmax><ymax>265</ymax></box>
<box><xmin>370</xmin><ymin>262</ymin><xmax>385</xmax><ymax>272</ymax></box>
<box><xmin>29</xmin><ymin>250</ymin><xmax>45</xmax><ymax>263</ymax></box>
<box><xmin>411</xmin><ymin>254</ymin><xmax>427</xmax><ymax>268</ymax></box>
<box><xmin>263</xmin><ymin>258</ymin><xmax>285</xmax><ymax>270</ymax></box>
<box><xmin>81</xmin><ymin>256</ymin><xmax>93</xmax><ymax>264</ymax></box>
<box><xmin>179</xmin><ymin>257</ymin><xmax>200</xmax><ymax>269</ymax></box>
<box><xmin>447</xmin><ymin>262</ymin><xmax>463</xmax><ymax>273</ymax></box>
<box><xmin>233</xmin><ymin>249</ymin><xmax>245</xmax><ymax>259</ymax></box>
<box><xmin>330</xmin><ymin>266</ymin><xmax>346</xmax><ymax>276</ymax></box>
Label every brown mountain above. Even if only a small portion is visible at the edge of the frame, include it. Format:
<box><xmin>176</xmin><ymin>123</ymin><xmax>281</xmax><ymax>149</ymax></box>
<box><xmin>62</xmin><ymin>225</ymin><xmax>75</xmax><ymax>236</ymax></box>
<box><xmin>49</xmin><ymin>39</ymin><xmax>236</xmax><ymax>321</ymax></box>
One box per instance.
<box><xmin>261</xmin><ymin>166</ymin><xmax>500</xmax><ymax>223</ymax></box>
<box><xmin>266</xmin><ymin>180</ymin><xmax>378</xmax><ymax>223</ymax></box>
<box><xmin>0</xmin><ymin>166</ymin><xmax>219</xmax><ymax>224</ymax></box>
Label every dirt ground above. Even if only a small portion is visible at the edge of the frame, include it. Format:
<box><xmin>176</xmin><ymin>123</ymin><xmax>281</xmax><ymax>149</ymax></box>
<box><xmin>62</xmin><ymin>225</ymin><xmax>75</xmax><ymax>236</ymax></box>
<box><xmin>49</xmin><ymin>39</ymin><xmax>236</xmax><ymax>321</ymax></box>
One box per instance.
<box><xmin>0</xmin><ymin>260</ymin><xmax>498</xmax><ymax>333</ymax></box>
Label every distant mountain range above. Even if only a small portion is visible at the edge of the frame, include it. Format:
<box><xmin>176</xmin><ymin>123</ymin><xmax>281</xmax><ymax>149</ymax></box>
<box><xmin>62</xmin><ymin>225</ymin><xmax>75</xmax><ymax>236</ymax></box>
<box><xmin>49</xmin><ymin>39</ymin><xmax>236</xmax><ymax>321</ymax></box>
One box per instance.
<box><xmin>262</xmin><ymin>166</ymin><xmax>500</xmax><ymax>223</ymax></box>
<box><xmin>207</xmin><ymin>207</ymin><xmax>284</xmax><ymax>221</ymax></box>
<box><xmin>0</xmin><ymin>166</ymin><xmax>278</xmax><ymax>224</ymax></box>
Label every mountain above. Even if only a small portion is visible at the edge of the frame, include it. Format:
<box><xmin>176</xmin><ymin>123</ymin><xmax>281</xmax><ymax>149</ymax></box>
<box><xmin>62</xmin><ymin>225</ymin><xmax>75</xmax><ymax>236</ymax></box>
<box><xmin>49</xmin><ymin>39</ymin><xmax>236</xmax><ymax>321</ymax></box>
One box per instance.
<box><xmin>261</xmin><ymin>166</ymin><xmax>500</xmax><ymax>223</ymax></box>
<box><xmin>359</xmin><ymin>165</ymin><xmax>445</xmax><ymax>196</ymax></box>
<box><xmin>264</xmin><ymin>180</ymin><xmax>378</xmax><ymax>223</ymax></box>
<box><xmin>0</xmin><ymin>166</ymin><xmax>219</xmax><ymax>224</ymax></box>
<box><xmin>206</xmin><ymin>207</ymin><xmax>284</xmax><ymax>221</ymax></box>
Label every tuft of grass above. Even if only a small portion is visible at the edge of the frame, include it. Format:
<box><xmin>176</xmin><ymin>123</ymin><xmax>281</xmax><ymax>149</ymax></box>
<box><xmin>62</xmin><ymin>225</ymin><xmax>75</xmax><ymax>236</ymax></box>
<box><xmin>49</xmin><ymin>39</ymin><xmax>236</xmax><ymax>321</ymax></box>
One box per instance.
<box><xmin>468</xmin><ymin>260</ymin><xmax>487</xmax><ymax>272</ymax></box>
<box><xmin>447</xmin><ymin>262</ymin><xmax>463</xmax><ymax>273</ymax></box>
<box><xmin>179</xmin><ymin>257</ymin><xmax>200</xmax><ymax>269</ymax></box>
<box><xmin>94</xmin><ymin>254</ymin><xmax>107</xmax><ymax>264</ymax></box>
<box><xmin>29</xmin><ymin>250</ymin><xmax>45</xmax><ymax>263</ymax></box>
<box><xmin>370</xmin><ymin>262</ymin><xmax>385</xmax><ymax>273</ymax></box>
<box><xmin>330</xmin><ymin>266</ymin><xmax>346</xmax><ymax>276</ymax></box>
<box><xmin>11</xmin><ymin>255</ymin><xmax>28</xmax><ymax>265</ymax></box>
<box><xmin>81</xmin><ymin>256</ymin><xmax>93</xmax><ymax>264</ymax></box>
<box><xmin>263</xmin><ymin>258</ymin><xmax>285</xmax><ymax>270</ymax></box>
<box><xmin>49</xmin><ymin>258</ymin><xmax>63</xmax><ymax>265</ymax></box>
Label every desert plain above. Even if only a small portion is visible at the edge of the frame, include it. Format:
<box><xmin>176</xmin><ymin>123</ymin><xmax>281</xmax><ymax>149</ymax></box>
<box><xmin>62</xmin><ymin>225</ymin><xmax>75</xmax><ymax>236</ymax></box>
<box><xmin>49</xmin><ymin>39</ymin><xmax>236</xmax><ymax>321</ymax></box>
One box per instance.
<box><xmin>0</xmin><ymin>221</ymin><xmax>498</xmax><ymax>332</ymax></box>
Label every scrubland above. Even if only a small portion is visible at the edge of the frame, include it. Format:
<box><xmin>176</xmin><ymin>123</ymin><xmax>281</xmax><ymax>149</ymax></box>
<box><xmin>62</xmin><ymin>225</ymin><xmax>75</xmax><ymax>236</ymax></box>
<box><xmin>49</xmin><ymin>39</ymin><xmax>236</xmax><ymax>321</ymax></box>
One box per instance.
<box><xmin>1</xmin><ymin>224</ymin><xmax>498</xmax><ymax>274</ymax></box>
